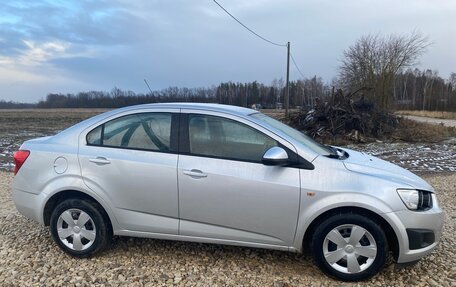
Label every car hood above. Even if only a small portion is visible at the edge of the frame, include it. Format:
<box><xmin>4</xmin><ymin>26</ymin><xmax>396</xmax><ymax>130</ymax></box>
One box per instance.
<box><xmin>338</xmin><ymin>147</ymin><xmax>434</xmax><ymax>192</ymax></box>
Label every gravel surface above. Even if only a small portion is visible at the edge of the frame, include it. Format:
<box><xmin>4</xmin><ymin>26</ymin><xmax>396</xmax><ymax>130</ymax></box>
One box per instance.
<box><xmin>0</xmin><ymin>171</ymin><xmax>455</xmax><ymax>286</ymax></box>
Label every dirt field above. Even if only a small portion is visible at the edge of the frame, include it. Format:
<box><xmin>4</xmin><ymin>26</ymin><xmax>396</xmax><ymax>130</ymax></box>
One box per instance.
<box><xmin>0</xmin><ymin>109</ymin><xmax>108</xmax><ymax>171</ymax></box>
<box><xmin>0</xmin><ymin>172</ymin><xmax>454</xmax><ymax>286</ymax></box>
<box><xmin>400</xmin><ymin>115</ymin><xmax>456</xmax><ymax>128</ymax></box>
<box><xmin>397</xmin><ymin>110</ymin><xmax>456</xmax><ymax>120</ymax></box>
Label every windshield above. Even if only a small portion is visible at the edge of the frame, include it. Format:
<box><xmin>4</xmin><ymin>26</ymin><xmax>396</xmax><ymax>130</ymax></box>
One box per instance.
<box><xmin>250</xmin><ymin>113</ymin><xmax>335</xmax><ymax>156</ymax></box>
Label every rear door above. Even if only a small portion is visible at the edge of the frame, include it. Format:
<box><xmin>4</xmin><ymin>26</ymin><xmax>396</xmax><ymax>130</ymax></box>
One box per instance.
<box><xmin>79</xmin><ymin>110</ymin><xmax>180</xmax><ymax>234</ymax></box>
<box><xmin>177</xmin><ymin>111</ymin><xmax>301</xmax><ymax>247</ymax></box>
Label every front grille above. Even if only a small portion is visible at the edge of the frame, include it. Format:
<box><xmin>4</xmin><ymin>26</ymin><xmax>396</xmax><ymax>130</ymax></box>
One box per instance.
<box><xmin>418</xmin><ymin>190</ymin><xmax>432</xmax><ymax>211</ymax></box>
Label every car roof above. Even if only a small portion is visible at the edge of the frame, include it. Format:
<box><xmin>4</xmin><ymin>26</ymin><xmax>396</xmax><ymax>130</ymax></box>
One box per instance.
<box><xmin>123</xmin><ymin>102</ymin><xmax>257</xmax><ymax>117</ymax></box>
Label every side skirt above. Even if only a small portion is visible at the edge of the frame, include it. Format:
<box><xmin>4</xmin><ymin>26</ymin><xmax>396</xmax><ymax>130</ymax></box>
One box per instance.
<box><xmin>115</xmin><ymin>230</ymin><xmax>297</xmax><ymax>252</ymax></box>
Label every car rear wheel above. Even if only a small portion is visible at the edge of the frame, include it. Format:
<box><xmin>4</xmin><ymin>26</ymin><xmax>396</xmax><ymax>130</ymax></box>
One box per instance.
<box><xmin>50</xmin><ymin>199</ymin><xmax>110</xmax><ymax>257</ymax></box>
<box><xmin>311</xmin><ymin>213</ymin><xmax>388</xmax><ymax>281</ymax></box>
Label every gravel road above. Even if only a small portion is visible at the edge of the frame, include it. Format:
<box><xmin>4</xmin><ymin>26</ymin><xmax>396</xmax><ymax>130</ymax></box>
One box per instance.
<box><xmin>0</xmin><ymin>171</ymin><xmax>455</xmax><ymax>286</ymax></box>
<box><xmin>402</xmin><ymin>115</ymin><xmax>456</xmax><ymax>128</ymax></box>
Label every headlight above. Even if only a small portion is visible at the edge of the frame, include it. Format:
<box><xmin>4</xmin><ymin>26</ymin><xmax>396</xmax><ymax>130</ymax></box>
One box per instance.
<box><xmin>432</xmin><ymin>194</ymin><xmax>439</xmax><ymax>209</ymax></box>
<box><xmin>397</xmin><ymin>189</ymin><xmax>433</xmax><ymax>211</ymax></box>
<box><xmin>397</xmin><ymin>189</ymin><xmax>419</xmax><ymax>210</ymax></box>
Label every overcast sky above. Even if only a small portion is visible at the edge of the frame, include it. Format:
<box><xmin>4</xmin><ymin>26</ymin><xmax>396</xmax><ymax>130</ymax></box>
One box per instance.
<box><xmin>1</xmin><ymin>0</ymin><xmax>455</xmax><ymax>102</ymax></box>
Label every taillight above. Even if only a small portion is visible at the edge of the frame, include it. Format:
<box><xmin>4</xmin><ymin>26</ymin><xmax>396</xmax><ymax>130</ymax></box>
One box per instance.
<box><xmin>13</xmin><ymin>150</ymin><xmax>30</xmax><ymax>175</ymax></box>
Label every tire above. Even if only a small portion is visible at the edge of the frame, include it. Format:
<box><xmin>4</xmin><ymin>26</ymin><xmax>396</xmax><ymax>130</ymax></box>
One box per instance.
<box><xmin>311</xmin><ymin>213</ymin><xmax>388</xmax><ymax>281</ymax></box>
<box><xmin>50</xmin><ymin>198</ymin><xmax>111</xmax><ymax>257</ymax></box>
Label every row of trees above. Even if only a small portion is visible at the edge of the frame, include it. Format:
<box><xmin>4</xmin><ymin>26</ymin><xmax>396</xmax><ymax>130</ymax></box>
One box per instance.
<box><xmin>35</xmin><ymin>78</ymin><xmax>331</xmax><ymax>109</ymax></box>
<box><xmin>394</xmin><ymin>70</ymin><xmax>456</xmax><ymax>111</ymax></box>
<box><xmin>37</xmin><ymin>88</ymin><xmax>217</xmax><ymax>109</ymax></box>
<box><xmin>215</xmin><ymin>78</ymin><xmax>330</xmax><ymax>108</ymax></box>
<box><xmin>0</xmin><ymin>100</ymin><xmax>35</xmax><ymax>109</ymax></box>
<box><xmin>33</xmin><ymin>68</ymin><xmax>455</xmax><ymax>111</ymax></box>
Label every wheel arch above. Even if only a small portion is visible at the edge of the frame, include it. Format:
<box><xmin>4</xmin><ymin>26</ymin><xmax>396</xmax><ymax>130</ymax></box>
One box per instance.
<box><xmin>43</xmin><ymin>190</ymin><xmax>114</xmax><ymax>236</ymax></box>
<box><xmin>301</xmin><ymin>206</ymin><xmax>399</xmax><ymax>260</ymax></box>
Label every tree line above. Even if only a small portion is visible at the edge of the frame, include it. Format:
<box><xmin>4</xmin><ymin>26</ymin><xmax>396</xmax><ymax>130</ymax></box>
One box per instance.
<box><xmin>32</xmin><ymin>69</ymin><xmax>456</xmax><ymax>111</ymax></box>
<box><xmin>394</xmin><ymin>70</ymin><xmax>456</xmax><ymax>111</ymax></box>
<box><xmin>32</xmin><ymin>78</ymin><xmax>331</xmax><ymax>109</ymax></box>
<box><xmin>0</xmin><ymin>100</ymin><xmax>35</xmax><ymax>109</ymax></box>
<box><xmin>1</xmin><ymin>70</ymin><xmax>454</xmax><ymax>111</ymax></box>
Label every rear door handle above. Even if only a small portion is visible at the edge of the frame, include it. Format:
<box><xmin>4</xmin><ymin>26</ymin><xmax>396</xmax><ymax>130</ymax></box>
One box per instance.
<box><xmin>89</xmin><ymin>157</ymin><xmax>111</xmax><ymax>165</ymax></box>
<box><xmin>183</xmin><ymin>169</ymin><xmax>207</xmax><ymax>178</ymax></box>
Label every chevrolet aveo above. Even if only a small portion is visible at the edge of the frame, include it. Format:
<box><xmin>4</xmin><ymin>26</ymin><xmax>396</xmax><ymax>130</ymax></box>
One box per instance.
<box><xmin>12</xmin><ymin>103</ymin><xmax>443</xmax><ymax>281</ymax></box>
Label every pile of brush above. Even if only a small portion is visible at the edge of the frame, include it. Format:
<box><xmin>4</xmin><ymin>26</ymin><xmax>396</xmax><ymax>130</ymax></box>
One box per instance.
<box><xmin>287</xmin><ymin>88</ymin><xmax>398</xmax><ymax>143</ymax></box>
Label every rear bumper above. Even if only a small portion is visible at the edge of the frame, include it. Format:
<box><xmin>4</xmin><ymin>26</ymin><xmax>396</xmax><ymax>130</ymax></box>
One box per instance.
<box><xmin>12</xmin><ymin>187</ymin><xmax>45</xmax><ymax>225</ymax></box>
<box><xmin>386</xmin><ymin>199</ymin><xmax>444</xmax><ymax>263</ymax></box>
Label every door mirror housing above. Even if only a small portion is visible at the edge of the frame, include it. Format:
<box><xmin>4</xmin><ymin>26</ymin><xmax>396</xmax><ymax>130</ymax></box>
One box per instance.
<box><xmin>262</xmin><ymin>147</ymin><xmax>289</xmax><ymax>166</ymax></box>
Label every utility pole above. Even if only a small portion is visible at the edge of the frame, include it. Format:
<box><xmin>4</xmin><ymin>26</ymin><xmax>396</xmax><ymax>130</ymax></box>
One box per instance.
<box><xmin>285</xmin><ymin>42</ymin><xmax>290</xmax><ymax>116</ymax></box>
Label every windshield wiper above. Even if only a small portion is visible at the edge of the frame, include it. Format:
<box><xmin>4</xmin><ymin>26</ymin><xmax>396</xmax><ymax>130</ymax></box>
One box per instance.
<box><xmin>325</xmin><ymin>145</ymin><xmax>339</xmax><ymax>156</ymax></box>
<box><xmin>325</xmin><ymin>145</ymin><xmax>348</xmax><ymax>159</ymax></box>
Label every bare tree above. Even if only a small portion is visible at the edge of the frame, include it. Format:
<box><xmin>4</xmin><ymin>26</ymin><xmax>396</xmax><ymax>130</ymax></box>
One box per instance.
<box><xmin>339</xmin><ymin>31</ymin><xmax>430</xmax><ymax>109</ymax></box>
<box><xmin>449</xmin><ymin>73</ymin><xmax>456</xmax><ymax>91</ymax></box>
<box><xmin>272</xmin><ymin>78</ymin><xmax>285</xmax><ymax>106</ymax></box>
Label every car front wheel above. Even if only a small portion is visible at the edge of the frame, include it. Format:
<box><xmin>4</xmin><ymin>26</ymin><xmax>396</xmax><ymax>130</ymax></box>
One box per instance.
<box><xmin>50</xmin><ymin>198</ymin><xmax>110</xmax><ymax>257</ymax></box>
<box><xmin>311</xmin><ymin>213</ymin><xmax>388</xmax><ymax>281</ymax></box>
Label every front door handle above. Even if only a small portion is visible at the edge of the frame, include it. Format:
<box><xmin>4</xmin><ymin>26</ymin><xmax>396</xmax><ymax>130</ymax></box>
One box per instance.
<box><xmin>183</xmin><ymin>169</ymin><xmax>207</xmax><ymax>178</ymax></box>
<box><xmin>89</xmin><ymin>157</ymin><xmax>111</xmax><ymax>165</ymax></box>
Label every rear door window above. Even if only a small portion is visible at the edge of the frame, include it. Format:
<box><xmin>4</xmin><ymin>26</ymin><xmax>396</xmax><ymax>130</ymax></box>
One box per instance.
<box><xmin>87</xmin><ymin>113</ymin><xmax>172</xmax><ymax>152</ymax></box>
<box><xmin>86</xmin><ymin>125</ymin><xmax>102</xmax><ymax>145</ymax></box>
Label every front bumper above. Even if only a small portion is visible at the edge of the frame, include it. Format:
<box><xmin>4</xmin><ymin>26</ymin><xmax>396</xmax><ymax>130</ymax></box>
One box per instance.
<box><xmin>385</xmin><ymin>196</ymin><xmax>444</xmax><ymax>263</ymax></box>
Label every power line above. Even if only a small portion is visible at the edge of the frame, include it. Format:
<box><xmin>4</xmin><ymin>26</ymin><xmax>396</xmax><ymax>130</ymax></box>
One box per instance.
<box><xmin>212</xmin><ymin>0</ymin><xmax>286</xmax><ymax>47</ymax></box>
<box><xmin>213</xmin><ymin>0</ymin><xmax>307</xmax><ymax>115</ymax></box>
<box><xmin>212</xmin><ymin>0</ymin><xmax>305</xmax><ymax>79</ymax></box>
<box><xmin>290</xmin><ymin>52</ymin><xmax>305</xmax><ymax>78</ymax></box>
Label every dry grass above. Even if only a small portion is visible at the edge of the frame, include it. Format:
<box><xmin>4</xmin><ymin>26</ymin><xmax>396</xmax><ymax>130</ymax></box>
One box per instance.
<box><xmin>272</xmin><ymin>108</ymin><xmax>455</xmax><ymax>143</ymax></box>
<box><xmin>393</xmin><ymin>118</ymin><xmax>456</xmax><ymax>142</ymax></box>
<box><xmin>396</xmin><ymin>110</ymin><xmax>456</xmax><ymax>120</ymax></box>
<box><xmin>0</xmin><ymin>109</ymin><xmax>108</xmax><ymax>133</ymax></box>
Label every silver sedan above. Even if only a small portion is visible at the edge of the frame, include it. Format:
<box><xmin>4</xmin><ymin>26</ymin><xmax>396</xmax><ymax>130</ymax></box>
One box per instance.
<box><xmin>12</xmin><ymin>103</ymin><xmax>443</xmax><ymax>281</ymax></box>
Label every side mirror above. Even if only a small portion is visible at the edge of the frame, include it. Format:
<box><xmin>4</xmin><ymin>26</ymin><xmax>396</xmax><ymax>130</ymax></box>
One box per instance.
<box><xmin>262</xmin><ymin>147</ymin><xmax>289</xmax><ymax>166</ymax></box>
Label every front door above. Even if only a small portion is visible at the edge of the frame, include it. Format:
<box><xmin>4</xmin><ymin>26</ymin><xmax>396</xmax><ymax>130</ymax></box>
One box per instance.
<box><xmin>178</xmin><ymin>112</ymin><xmax>300</xmax><ymax>246</ymax></box>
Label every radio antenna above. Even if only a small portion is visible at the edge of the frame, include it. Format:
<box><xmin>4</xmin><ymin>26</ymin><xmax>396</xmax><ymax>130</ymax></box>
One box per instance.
<box><xmin>144</xmin><ymin>79</ymin><xmax>153</xmax><ymax>94</ymax></box>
